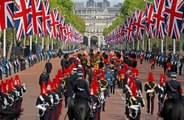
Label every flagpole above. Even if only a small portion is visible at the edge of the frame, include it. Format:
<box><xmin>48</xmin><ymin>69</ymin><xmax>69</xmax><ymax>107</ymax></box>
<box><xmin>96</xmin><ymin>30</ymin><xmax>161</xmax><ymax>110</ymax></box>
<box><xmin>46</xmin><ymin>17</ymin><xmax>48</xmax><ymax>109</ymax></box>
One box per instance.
<box><xmin>161</xmin><ymin>39</ymin><xmax>163</xmax><ymax>53</ymax></box>
<box><xmin>148</xmin><ymin>38</ymin><xmax>151</xmax><ymax>51</ymax></box>
<box><xmin>42</xmin><ymin>37</ymin><xmax>44</xmax><ymax>50</ymax></box>
<box><xmin>51</xmin><ymin>38</ymin><xmax>53</xmax><ymax>50</ymax></box>
<box><xmin>30</xmin><ymin>36</ymin><xmax>32</xmax><ymax>55</ymax></box>
<box><xmin>132</xmin><ymin>39</ymin><xmax>135</xmax><ymax>50</ymax></box>
<box><xmin>142</xmin><ymin>38</ymin><xmax>144</xmax><ymax>51</ymax></box>
<box><xmin>3</xmin><ymin>29</ymin><xmax>6</xmax><ymax>58</ymax></box>
<box><xmin>36</xmin><ymin>34</ymin><xmax>38</xmax><ymax>44</ymax></box>
<box><xmin>173</xmin><ymin>39</ymin><xmax>176</xmax><ymax>55</ymax></box>
<box><xmin>137</xmin><ymin>40</ymin><xmax>139</xmax><ymax>50</ymax></box>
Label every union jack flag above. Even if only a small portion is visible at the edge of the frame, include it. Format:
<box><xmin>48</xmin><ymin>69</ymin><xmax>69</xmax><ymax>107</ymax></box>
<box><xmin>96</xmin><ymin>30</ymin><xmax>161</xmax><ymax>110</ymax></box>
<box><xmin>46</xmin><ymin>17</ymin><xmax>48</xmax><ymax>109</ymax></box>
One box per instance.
<box><xmin>120</xmin><ymin>22</ymin><xmax>127</xmax><ymax>41</ymax></box>
<box><xmin>27</xmin><ymin>0</ymin><xmax>42</xmax><ymax>35</ymax></box>
<box><xmin>145</xmin><ymin>2</ymin><xmax>155</xmax><ymax>38</ymax></box>
<box><xmin>14</xmin><ymin>0</ymin><xmax>31</xmax><ymax>40</ymax></box>
<box><xmin>0</xmin><ymin>0</ymin><xmax>14</xmax><ymax>31</ymax></box>
<box><xmin>153</xmin><ymin>0</ymin><xmax>166</xmax><ymax>40</ymax></box>
<box><xmin>50</xmin><ymin>9</ymin><xmax>59</xmax><ymax>39</ymax></box>
<box><xmin>125</xmin><ymin>14</ymin><xmax>135</xmax><ymax>41</ymax></box>
<box><xmin>134</xmin><ymin>9</ymin><xmax>146</xmax><ymax>40</ymax></box>
<box><xmin>41</xmin><ymin>0</ymin><xmax>50</xmax><ymax>37</ymax></box>
<box><xmin>164</xmin><ymin>0</ymin><xmax>184</xmax><ymax>39</ymax></box>
<box><xmin>58</xmin><ymin>16</ymin><xmax>65</xmax><ymax>41</ymax></box>
<box><xmin>65</xmin><ymin>24</ymin><xmax>71</xmax><ymax>43</ymax></box>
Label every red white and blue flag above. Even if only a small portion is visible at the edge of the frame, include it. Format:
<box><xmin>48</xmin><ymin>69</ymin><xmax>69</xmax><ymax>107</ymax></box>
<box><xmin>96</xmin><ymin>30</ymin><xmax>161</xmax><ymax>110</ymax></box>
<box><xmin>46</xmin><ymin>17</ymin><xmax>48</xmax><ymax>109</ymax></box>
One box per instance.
<box><xmin>125</xmin><ymin>14</ymin><xmax>135</xmax><ymax>41</ymax></box>
<box><xmin>41</xmin><ymin>0</ymin><xmax>50</xmax><ymax>37</ymax></box>
<box><xmin>27</xmin><ymin>0</ymin><xmax>42</xmax><ymax>35</ymax></box>
<box><xmin>182</xmin><ymin>18</ymin><xmax>184</xmax><ymax>32</ymax></box>
<box><xmin>145</xmin><ymin>2</ymin><xmax>155</xmax><ymax>38</ymax></box>
<box><xmin>58</xmin><ymin>16</ymin><xmax>65</xmax><ymax>41</ymax></box>
<box><xmin>153</xmin><ymin>0</ymin><xmax>166</xmax><ymax>40</ymax></box>
<box><xmin>65</xmin><ymin>24</ymin><xmax>71</xmax><ymax>43</ymax></box>
<box><xmin>50</xmin><ymin>9</ymin><xmax>59</xmax><ymax>39</ymax></box>
<box><xmin>164</xmin><ymin>0</ymin><xmax>184</xmax><ymax>39</ymax></box>
<box><xmin>0</xmin><ymin>0</ymin><xmax>14</xmax><ymax>31</ymax></box>
<box><xmin>14</xmin><ymin>0</ymin><xmax>32</xmax><ymax>40</ymax></box>
<box><xmin>134</xmin><ymin>9</ymin><xmax>146</xmax><ymax>40</ymax></box>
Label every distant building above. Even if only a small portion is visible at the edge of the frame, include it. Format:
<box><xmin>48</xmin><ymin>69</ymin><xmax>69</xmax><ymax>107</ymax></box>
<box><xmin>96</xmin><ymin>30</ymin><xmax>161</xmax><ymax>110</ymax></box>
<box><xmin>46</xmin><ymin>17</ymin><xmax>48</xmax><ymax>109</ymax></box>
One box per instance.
<box><xmin>74</xmin><ymin>2</ymin><xmax>85</xmax><ymax>10</ymax></box>
<box><xmin>114</xmin><ymin>3</ymin><xmax>122</xmax><ymax>8</ymax></box>
<box><xmin>74</xmin><ymin>0</ymin><xmax>121</xmax><ymax>47</ymax></box>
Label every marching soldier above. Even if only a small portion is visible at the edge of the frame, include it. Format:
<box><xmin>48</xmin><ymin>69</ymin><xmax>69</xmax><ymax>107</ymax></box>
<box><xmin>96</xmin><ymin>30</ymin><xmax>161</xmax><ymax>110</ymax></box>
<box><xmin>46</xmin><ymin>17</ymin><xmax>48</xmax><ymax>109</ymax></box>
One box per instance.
<box><xmin>99</xmin><ymin>73</ymin><xmax>108</xmax><ymax>112</ymax></box>
<box><xmin>144</xmin><ymin>72</ymin><xmax>157</xmax><ymax>115</ymax></box>
<box><xmin>39</xmin><ymin>69</ymin><xmax>49</xmax><ymax>90</ymax></box>
<box><xmin>165</xmin><ymin>72</ymin><xmax>182</xmax><ymax>100</ymax></box>
<box><xmin>155</xmin><ymin>74</ymin><xmax>166</xmax><ymax>116</ymax></box>
<box><xmin>151</xmin><ymin>56</ymin><xmax>155</xmax><ymax>70</ymax></box>
<box><xmin>140</xmin><ymin>53</ymin><xmax>144</xmax><ymax>64</ymax></box>
<box><xmin>0</xmin><ymin>64</ymin><xmax>2</xmax><ymax>80</ymax></box>
<box><xmin>36</xmin><ymin>83</ymin><xmax>53</xmax><ymax>120</ymax></box>
<box><xmin>129</xmin><ymin>82</ymin><xmax>145</xmax><ymax>120</ymax></box>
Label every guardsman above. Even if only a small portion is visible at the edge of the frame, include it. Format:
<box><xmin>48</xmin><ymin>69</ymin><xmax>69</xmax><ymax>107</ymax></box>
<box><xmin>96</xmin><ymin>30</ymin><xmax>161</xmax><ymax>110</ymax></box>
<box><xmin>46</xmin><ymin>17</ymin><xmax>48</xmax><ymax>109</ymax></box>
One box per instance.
<box><xmin>165</xmin><ymin>72</ymin><xmax>182</xmax><ymax>100</ymax></box>
<box><xmin>151</xmin><ymin>56</ymin><xmax>155</xmax><ymax>70</ymax></box>
<box><xmin>129</xmin><ymin>82</ymin><xmax>145</xmax><ymax>120</ymax></box>
<box><xmin>99</xmin><ymin>73</ymin><xmax>108</xmax><ymax>112</ymax></box>
<box><xmin>118</xmin><ymin>65</ymin><xmax>126</xmax><ymax>88</ymax></box>
<box><xmin>132</xmin><ymin>68</ymin><xmax>142</xmax><ymax>95</ymax></box>
<box><xmin>36</xmin><ymin>83</ymin><xmax>53</xmax><ymax>120</ymax></box>
<box><xmin>61</xmin><ymin>54</ymin><xmax>69</xmax><ymax>73</ymax></box>
<box><xmin>90</xmin><ymin>76</ymin><xmax>101</xmax><ymax>120</ymax></box>
<box><xmin>0</xmin><ymin>64</ymin><xmax>2</xmax><ymax>80</ymax></box>
<box><xmin>155</xmin><ymin>74</ymin><xmax>166</xmax><ymax>116</ymax></box>
<box><xmin>166</xmin><ymin>59</ymin><xmax>172</xmax><ymax>76</ymax></box>
<box><xmin>140</xmin><ymin>53</ymin><xmax>144</xmax><ymax>64</ymax></box>
<box><xmin>144</xmin><ymin>72</ymin><xmax>157</xmax><ymax>115</ymax></box>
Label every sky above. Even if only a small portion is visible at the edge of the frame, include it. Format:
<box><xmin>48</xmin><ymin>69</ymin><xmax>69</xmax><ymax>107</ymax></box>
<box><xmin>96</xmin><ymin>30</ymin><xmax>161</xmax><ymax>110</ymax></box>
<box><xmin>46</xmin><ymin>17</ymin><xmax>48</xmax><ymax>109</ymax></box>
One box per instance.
<box><xmin>72</xmin><ymin>0</ymin><xmax>124</xmax><ymax>6</ymax></box>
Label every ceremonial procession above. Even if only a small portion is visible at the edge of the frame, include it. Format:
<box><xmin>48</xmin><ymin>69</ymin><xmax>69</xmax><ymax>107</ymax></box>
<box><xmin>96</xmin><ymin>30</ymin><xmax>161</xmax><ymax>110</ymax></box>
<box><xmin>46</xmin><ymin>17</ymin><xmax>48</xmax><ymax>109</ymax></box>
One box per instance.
<box><xmin>0</xmin><ymin>0</ymin><xmax>184</xmax><ymax>120</ymax></box>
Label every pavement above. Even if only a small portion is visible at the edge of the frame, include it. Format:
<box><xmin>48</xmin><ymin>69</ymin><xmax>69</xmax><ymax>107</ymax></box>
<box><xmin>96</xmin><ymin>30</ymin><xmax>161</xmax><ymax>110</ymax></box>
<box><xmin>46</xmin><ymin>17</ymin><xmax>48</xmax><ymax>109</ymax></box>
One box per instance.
<box><xmin>2</xmin><ymin>51</ymin><xmax>183</xmax><ymax>120</ymax></box>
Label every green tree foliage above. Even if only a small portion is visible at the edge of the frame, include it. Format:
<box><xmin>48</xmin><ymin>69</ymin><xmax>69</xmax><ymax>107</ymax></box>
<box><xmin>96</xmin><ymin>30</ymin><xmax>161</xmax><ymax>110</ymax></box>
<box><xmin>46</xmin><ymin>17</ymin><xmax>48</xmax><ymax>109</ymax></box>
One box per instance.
<box><xmin>103</xmin><ymin>0</ymin><xmax>154</xmax><ymax>36</ymax></box>
<box><xmin>50</xmin><ymin>0</ymin><xmax>85</xmax><ymax>34</ymax></box>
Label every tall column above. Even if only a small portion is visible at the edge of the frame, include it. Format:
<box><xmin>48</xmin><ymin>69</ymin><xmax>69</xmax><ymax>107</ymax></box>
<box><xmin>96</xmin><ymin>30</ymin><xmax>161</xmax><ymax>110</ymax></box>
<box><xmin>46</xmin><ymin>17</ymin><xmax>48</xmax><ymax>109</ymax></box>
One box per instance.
<box><xmin>180</xmin><ymin>39</ymin><xmax>183</xmax><ymax>53</ymax></box>
<box><xmin>161</xmin><ymin>39</ymin><xmax>164</xmax><ymax>53</ymax></box>
<box><xmin>3</xmin><ymin>30</ymin><xmax>6</xmax><ymax>58</ymax></box>
<box><xmin>173</xmin><ymin>39</ymin><xmax>176</xmax><ymax>55</ymax></box>
<box><xmin>30</xmin><ymin>36</ymin><xmax>32</xmax><ymax>55</ymax></box>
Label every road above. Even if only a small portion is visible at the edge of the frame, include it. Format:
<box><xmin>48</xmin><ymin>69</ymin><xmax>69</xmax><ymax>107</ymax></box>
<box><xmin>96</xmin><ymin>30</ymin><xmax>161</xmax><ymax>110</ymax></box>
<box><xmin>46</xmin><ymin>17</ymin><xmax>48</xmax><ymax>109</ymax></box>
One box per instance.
<box><xmin>4</xmin><ymin>51</ymin><xmax>183</xmax><ymax>120</ymax></box>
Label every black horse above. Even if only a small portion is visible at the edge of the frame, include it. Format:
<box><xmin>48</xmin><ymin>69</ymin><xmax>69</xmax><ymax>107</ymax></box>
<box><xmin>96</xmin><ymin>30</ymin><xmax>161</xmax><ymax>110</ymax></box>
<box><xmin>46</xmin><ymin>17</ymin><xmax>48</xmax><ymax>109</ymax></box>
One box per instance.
<box><xmin>161</xmin><ymin>99</ymin><xmax>184</xmax><ymax>120</ymax></box>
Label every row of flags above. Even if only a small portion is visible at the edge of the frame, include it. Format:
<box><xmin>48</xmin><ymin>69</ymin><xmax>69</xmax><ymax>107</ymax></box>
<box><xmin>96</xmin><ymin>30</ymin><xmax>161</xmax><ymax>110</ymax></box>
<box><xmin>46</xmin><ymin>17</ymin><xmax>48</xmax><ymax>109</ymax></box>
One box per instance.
<box><xmin>105</xmin><ymin>0</ymin><xmax>184</xmax><ymax>45</ymax></box>
<box><xmin>0</xmin><ymin>0</ymin><xmax>83</xmax><ymax>44</ymax></box>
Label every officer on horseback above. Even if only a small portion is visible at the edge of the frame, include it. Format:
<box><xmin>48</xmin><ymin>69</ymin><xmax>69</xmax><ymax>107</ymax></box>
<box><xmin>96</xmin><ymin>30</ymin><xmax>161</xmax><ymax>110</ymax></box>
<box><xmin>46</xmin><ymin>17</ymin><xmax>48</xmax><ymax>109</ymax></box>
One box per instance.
<box><xmin>165</xmin><ymin>72</ymin><xmax>182</xmax><ymax>100</ymax></box>
<box><xmin>74</xmin><ymin>70</ymin><xmax>90</xmax><ymax>101</ymax></box>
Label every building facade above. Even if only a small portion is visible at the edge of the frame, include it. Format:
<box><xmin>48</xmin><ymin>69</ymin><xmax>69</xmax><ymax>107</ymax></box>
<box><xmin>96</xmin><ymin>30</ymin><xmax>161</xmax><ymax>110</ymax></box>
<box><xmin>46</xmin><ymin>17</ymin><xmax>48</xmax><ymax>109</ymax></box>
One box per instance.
<box><xmin>74</xmin><ymin>0</ymin><xmax>120</xmax><ymax>47</ymax></box>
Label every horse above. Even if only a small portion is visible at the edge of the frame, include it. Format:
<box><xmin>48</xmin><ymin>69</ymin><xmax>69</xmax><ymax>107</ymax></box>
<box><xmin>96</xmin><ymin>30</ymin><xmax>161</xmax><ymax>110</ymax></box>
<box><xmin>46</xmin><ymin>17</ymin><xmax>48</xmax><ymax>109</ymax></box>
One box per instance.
<box><xmin>161</xmin><ymin>99</ymin><xmax>184</xmax><ymax>120</ymax></box>
<box><xmin>65</xmin><ymin>97</ymin><xmax>90</xmax><ymax>120</ymax></box>
<box><xmin>74</xmin><ymin>97</ymin><xmax>90</xmax><ymax>120</ymax></box>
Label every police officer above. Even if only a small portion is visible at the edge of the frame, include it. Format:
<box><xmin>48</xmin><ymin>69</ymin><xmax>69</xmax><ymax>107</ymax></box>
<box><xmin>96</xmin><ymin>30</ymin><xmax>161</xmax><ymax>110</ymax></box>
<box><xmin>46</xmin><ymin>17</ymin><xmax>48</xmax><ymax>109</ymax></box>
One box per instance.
<box><xmin>144</xmin><ymin>72</ymin><xmax>157</xmax><ymax>115</ymax></box>
<box><xmin>45</xmin><ymin>60</ymin><xmax>52</xmax><ymax>78</ymax></box>
<box><xmin>39</xmin><ymin>69</ymin><xmax>49</xmax><ymax>90</ymax></box>
<box><xmin>165</xmin><ymin>72</ymin><xmax>182</xmax><ymax>100</ymax></box>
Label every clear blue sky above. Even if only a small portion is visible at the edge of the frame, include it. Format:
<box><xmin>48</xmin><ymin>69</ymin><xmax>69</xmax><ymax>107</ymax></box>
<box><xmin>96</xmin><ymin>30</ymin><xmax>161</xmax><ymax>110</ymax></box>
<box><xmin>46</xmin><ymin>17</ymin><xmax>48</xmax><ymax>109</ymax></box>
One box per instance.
<box><xmin>72</xmin><ymin>0</ymin><xmax>124</xmax><ymax>6</ymax></box>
